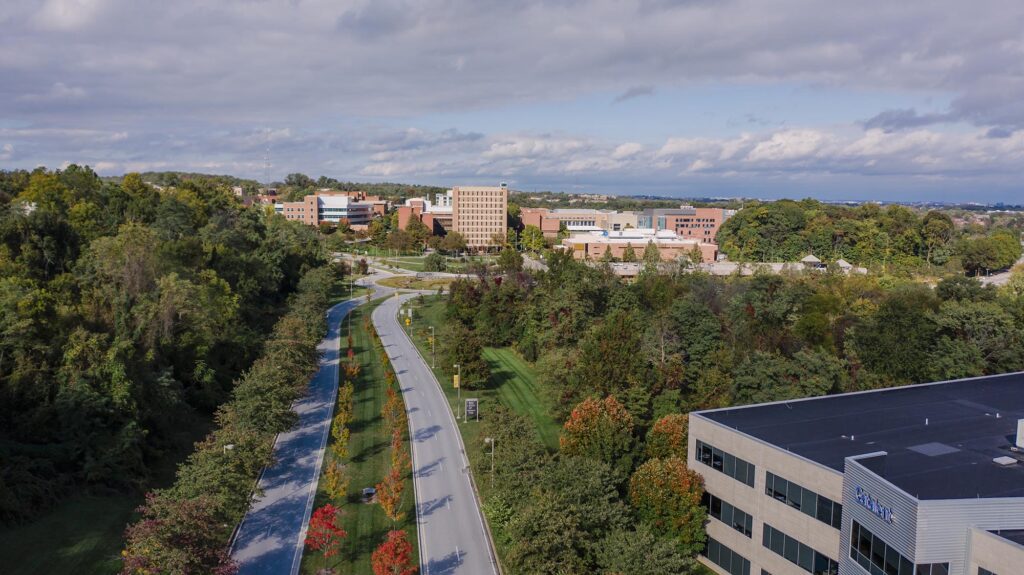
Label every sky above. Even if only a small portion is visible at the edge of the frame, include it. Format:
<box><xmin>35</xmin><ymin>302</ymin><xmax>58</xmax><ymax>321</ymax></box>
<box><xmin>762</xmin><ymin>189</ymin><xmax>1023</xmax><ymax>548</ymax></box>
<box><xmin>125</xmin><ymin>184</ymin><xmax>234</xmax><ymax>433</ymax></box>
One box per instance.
<box><xmin>2</xmin><ymin>0</ymin><xmax>1024</xmax><ymax>203</ymax></box>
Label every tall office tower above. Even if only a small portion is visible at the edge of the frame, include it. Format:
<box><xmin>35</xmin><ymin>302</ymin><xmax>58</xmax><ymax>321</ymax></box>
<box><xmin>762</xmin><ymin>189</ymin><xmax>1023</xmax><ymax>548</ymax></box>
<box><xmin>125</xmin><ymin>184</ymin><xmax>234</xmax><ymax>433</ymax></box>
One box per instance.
<box><xmin>452</xmin><ymin>183</ymin><xmax>508</xmax><ymax>249</ymax></box>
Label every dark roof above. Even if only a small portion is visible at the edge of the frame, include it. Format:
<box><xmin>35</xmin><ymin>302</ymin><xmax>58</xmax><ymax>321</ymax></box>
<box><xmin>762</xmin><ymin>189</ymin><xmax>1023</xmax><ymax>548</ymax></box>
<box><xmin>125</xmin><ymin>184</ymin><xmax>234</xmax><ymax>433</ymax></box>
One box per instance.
<box><xmin>991</xmin><ymin>529</ymin><xmax>1024</xmax><ymax>547</ymax></box>
<box><xmin>697</xmin><ymin>372</ymin><xmax>1024</xmax><ymax>500</ymax></box>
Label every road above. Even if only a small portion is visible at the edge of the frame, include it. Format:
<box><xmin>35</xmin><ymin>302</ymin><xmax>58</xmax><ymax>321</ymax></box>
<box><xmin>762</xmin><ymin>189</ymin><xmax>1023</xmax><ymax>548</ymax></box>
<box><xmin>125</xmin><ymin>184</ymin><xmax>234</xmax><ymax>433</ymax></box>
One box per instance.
<box><xmin>229</xmin><ymin>283</ymin><xmax>383</xmax><ymax>575</ymax></box>
<box><xmin>372</xmin><ymin>293</ymin><xmax>499</xmax><ymax>575</ymax></box>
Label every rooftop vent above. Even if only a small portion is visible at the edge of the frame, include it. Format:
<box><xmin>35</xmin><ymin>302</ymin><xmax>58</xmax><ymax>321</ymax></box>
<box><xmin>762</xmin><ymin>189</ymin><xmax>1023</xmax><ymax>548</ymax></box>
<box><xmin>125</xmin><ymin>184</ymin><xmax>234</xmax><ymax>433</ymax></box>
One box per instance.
<box><xmin>993</xmin><ymin>456</ymin><xmax>1017</xmax><ymax>467</ymax></box>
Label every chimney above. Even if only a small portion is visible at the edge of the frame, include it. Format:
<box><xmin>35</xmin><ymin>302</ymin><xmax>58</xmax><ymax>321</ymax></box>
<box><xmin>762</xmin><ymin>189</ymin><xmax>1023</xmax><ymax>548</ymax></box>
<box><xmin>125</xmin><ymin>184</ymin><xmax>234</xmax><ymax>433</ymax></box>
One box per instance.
<box><xmin>1017</xmin><ymin>419</ymin><xmax>1024</xmax><ymax>449</ymax></box>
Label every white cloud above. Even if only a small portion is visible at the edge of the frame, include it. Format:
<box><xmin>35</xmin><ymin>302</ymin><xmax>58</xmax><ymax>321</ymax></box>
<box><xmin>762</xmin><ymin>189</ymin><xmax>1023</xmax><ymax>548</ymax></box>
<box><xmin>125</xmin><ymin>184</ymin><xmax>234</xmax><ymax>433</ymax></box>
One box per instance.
<box><xmin>745</xmin><ymin>130</ymin><xmax>832</xmax><ymax>163</ymax></box>
<box><xmin>611</xmin><ymin>142</ymin><xmax>643</xmax><ymax>159</ymax></box>
<box><xmin>33</xmin><ymin>0</ymin><xmax>106</xmax><ymax>31</ymax></box>
<box><xmin>0</xmin><ymin>143</ymin><xmax>13</xmax><ymax>160</ymax></box>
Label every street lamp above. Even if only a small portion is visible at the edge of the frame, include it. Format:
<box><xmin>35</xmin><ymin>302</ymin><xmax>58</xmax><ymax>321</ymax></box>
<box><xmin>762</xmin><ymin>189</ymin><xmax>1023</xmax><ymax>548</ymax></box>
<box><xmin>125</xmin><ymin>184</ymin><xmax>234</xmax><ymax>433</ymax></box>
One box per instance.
<box><xmin>454</xmin><ymin>363</ymin><xmax>461</xmax><ymax>406</ymax></box>
<box><xmin>429</xmin><ymin>325</ymin><xmax>435</xmax><ymax>369</ymax></box>
<box><xmin>483</xmin><ymin>437</ymin><xmax>495</xmax><ymax>487</ymax></box>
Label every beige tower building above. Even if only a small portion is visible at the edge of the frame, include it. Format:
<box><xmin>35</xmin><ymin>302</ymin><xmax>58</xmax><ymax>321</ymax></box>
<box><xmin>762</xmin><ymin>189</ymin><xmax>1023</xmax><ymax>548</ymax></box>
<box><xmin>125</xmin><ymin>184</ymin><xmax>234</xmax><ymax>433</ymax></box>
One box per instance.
<box><xmin>452</xmin><ymin>184</ymin><xmax>508</xmax><ymax>249</ymax></box>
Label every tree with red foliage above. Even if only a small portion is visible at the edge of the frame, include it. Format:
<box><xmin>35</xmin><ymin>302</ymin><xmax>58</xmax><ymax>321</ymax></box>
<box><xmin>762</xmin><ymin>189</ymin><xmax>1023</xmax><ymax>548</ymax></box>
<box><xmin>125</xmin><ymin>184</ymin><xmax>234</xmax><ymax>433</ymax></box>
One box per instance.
<box><xmin>559</xmin><ymin>395</ymin><xmax>636</xmax><ymax>474</ymax></box>
<box><xmin>645</xmin><ymin>413</ymin><xmax>689</xmax><ymax>460</ymax></box>
<box><xmin>371</xmin><ymin>530</ymin><xmax>417</xmax><ymax>575</ymax></box>
<box><xmin>306</xmin><ymin>504</ymin><xmax>347</xmax><ymax>572</ymax></box>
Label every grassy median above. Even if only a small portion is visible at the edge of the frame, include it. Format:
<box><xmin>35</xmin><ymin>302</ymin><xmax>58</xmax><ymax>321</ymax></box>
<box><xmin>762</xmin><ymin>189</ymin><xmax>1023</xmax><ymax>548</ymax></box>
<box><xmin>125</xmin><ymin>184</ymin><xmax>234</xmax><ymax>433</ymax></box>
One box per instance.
<box><xmin>299</xmin><ymin>301</ymin><xmax>417</xmax><ymax>574</ymax></box>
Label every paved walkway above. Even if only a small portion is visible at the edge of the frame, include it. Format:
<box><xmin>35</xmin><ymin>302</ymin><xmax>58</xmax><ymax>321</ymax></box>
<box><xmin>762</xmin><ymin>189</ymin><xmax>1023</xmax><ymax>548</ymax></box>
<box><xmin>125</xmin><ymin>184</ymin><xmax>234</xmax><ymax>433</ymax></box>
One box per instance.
<box><xmin>372</xmin><ymin>293</ymin><xmax>499</xmax><ymax>575</ymax></box>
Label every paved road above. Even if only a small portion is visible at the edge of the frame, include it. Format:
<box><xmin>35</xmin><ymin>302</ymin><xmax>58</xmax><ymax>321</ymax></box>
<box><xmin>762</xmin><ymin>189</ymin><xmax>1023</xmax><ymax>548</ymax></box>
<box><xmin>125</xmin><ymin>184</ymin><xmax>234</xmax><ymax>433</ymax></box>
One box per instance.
<box><xmin>372</xmin><ymin>293</ymin><xmax>499</xmax><ymax>575</ymax></box>
<box><xmin>230</xmin><ymin>283</ymin><xmax>384</xmax><ymax>575</ymax></box>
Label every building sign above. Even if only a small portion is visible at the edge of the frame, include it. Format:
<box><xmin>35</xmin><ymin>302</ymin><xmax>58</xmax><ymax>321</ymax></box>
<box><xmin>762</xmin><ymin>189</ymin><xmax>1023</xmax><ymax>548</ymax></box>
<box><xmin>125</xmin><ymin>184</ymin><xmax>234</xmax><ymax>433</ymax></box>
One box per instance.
<box><xmin>465</xmin><ymin>398</ymin><xmax>478</xmax><ymax>421</ymax></box>
<box><xmin>855</xmin><ymin>487</ymin><xmax>895</xmax><ymax>524</ymax></box>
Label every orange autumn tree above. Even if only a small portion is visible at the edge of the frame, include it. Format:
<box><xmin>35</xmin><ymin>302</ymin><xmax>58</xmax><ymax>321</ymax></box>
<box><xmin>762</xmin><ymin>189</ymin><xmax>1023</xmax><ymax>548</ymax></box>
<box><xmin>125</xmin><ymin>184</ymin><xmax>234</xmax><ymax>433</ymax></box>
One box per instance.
<box><xmin>376</xmin><ymin>465</ymin><xmax>405</xmax><ymax>522</ymax></box>
<box><xmin>559</xmin><ymin>396</ymin><xmax>636</xmax><ymax>473</ymax></box>
<box><xmin>371</xmin><ymin>530</ymin><xmax>417</xmax><ymax>575</ymax></box>
<box><xmin>628</xmin><ymin>457</ymin><xmax>706</xmax><ymax>556</ymax></box>
<box><xmin>645</xmin><ymin>413</ymin><xmax>689</xmax><ymax>460</ymax></box>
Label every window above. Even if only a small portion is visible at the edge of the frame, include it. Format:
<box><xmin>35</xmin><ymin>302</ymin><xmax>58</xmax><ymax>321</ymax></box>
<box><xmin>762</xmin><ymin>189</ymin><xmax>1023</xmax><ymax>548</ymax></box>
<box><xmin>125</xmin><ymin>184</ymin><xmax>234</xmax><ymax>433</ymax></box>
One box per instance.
<box><xmin>978</xmin><ymin>569</ymin><xmax>998</xmax><ymax>575</ymax></box>
<box><xmin>851</xmin><ymin>521</ymin><xmax>931</xmax><ymax>575</ymax></box>
<box><xmin>765</xmin><ymin>472</ymin><xmax>842</xmax><ymax>529</ymax></box>
<box><xmin>702</xmin><ymin>537</ymin><xmax>751</xmax><ymax>575</ymax></box>
<box><xmin>702</xmin><ymin>492</ymin><xmax>753</xmax><ymax>537</ymax></box>
<box><xmin>763</xmin><ymin>524</ymin><xmax>838</xmax><ymax>575</ymax></box>
<box><xmin>695</xmin><ymin>440</ymin><xmax>755</xmax><ymax>487</ymax></box>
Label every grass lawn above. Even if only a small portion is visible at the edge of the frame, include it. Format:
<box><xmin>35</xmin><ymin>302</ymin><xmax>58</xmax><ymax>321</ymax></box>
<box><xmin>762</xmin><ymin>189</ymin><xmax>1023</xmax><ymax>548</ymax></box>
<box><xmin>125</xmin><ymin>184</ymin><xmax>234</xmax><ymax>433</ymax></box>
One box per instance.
<box><xmin>482</xmin><ymin>347</ymin><xmax>560</xmax><ymax>450</ymax></box>
<box><xmin>300</xmin><ymin>301</ymin><xmax>417</xmax><ymax>574</ymax></box>
<box><xmin>380</xmin><ymin>257</ymin><xmax>427</xmax><ymax>272</ymax></box>
<box><xmin>376</xmin><ymin>276</ymin><xmax>453</xmax><ymax>291</ymax></box>
<box><xmin>329</xmin><ymin>275</ymin><xmax>371</xmax><ymax>304</ymax></box>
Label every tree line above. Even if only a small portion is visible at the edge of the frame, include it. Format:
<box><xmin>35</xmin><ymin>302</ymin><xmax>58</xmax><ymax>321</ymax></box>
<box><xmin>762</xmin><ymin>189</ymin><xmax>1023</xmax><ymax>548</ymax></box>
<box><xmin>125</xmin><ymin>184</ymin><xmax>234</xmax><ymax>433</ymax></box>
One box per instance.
<box><xmin>717</xmin><ymin>199</ymin><xmax>1022</xmax><ymax>273</ymax></box>
<box><xmin>0</xmin><ymin>166</ymin><xmax>328</xmax><ymax>526</ymax></box>
<box><xmin>435</xmin><ymin>252</ymin><xmax>1024</xmax><ymax>573</ymax></box>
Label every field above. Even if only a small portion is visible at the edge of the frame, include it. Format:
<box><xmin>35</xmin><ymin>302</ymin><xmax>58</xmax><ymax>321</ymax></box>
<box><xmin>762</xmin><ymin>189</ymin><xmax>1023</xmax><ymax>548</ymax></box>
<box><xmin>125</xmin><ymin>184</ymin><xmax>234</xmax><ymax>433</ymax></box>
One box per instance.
<box><xmin>299</xmin><ymin>301</ymin><xmax>417</xmax><ymax>574</ymax></box>
<box><xmin>376</xmin><ymin>276</ymin><xmax>454</xmax><ymax>291</ymax></box>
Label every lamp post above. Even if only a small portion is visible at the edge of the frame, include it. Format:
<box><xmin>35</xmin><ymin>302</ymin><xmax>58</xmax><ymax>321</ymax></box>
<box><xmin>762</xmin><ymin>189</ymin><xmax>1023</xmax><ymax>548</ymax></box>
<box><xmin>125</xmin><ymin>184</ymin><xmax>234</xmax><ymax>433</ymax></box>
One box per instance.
<box><xmin>429</xmin><ymin>325</ymin><xmax>435</xmax><ymax>369</ymax></box>
<box><xmin>454</xmin><ymin>363</ymin><xmax>461</xmax><ymax>419</ymax></box>
<box><xmin>484</xmin><ymin>437</ymin><xmax>495</xmax><ymax>487</ymax></box>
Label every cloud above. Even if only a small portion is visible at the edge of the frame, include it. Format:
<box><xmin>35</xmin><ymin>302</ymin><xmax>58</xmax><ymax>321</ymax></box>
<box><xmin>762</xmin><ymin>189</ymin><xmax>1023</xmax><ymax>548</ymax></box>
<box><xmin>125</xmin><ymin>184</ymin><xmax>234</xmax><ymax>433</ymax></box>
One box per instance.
<box><xmin>862</xmin><ymin>109</ymin><xmax>954</xmax><ymax>132</ymax></box>
<box><xmin>18</xmin><ymin>82</ymin><xmax>87</xmax><ymax>102</ymax></box>
<box><xmin>611</xmin><ymin>142</ymin><xmax>643</xmax><ymax>159</ymax></box>
<box><xmin>0</xmin><ymin>143</ymin><xmax>13</xmax><ymax>160</ymax></box>
<box><xmin>613</xmin><ymin>85</ymin><xmax>654</xmax><ymax>104</ymax></box>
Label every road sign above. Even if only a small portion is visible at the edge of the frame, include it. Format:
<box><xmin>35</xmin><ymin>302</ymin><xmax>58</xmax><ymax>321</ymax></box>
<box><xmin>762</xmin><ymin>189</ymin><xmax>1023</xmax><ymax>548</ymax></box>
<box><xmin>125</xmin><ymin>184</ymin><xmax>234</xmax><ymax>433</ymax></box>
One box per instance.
<box><xmin>405</xmin><ymin>317</ymin><xmax>410</xmax><ymax>326</ymax></box>
<box><xmin>465</xmin><ymin>398</ymin><xmax>478</xmax><ymax>421</ymax></box>
<box><xmin>453</xmin><ymin>374</ymin><xmax>460</xmax><ymax>389</ymax></box>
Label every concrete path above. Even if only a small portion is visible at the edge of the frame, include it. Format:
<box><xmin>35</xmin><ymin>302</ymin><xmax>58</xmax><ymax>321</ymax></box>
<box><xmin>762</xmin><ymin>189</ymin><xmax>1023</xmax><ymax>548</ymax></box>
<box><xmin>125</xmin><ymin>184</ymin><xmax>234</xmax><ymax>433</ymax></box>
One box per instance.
<box><xmin>372</xmin><ymin>293</ymin><xmax>499</xmax><ymax>575</ymax></box>
<box><xmin>229</xmin><ymin>281</ymin><xmax>385</xmax><ymax>575</ymax></box>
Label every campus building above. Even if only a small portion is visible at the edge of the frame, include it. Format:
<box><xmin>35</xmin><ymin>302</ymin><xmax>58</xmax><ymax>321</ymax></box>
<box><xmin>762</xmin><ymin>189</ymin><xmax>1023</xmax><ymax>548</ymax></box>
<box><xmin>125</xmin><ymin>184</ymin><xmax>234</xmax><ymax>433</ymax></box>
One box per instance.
<box><xmin>638</xmin><ymin>206</ymin><xmax>736</xmax><ymax>240</ymax></box>
<box><xmin>688</xmin><ymin>372</ymin><xmax>1024</xmax><ymax>575</ymax></box>
<box><xmin>274</xmin><ymin>191</ymin><xmax>386</xmax><ymax>227</ymax></box>
<box><xmin>559</xmin><ymin>228</ymin><xmax>719</xmax><ymax>263</ymax></box>
<box><xmin>520</xmin><ymin>208</ymin><xmax>639</xmax><ymax>237</ymax></box>
<box><xmin>400</xmin><ymin>185</ymin><xmax>509</xmax><ymax>249</ymax></box>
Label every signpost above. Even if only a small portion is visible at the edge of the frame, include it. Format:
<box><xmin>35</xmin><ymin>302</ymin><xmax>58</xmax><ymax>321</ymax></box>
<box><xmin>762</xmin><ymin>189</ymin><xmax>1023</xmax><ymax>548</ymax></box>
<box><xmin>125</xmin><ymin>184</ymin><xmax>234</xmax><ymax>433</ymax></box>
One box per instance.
<box><xmin>465</xmin><ymin>398</ymin><xmax>479</xmax><ymax>421</ymax></box>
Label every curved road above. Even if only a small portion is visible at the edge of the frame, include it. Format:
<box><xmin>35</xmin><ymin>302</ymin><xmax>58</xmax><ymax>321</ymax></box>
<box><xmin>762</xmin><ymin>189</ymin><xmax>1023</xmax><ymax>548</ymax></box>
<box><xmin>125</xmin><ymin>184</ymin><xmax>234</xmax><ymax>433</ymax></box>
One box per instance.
<box><xmin>229</xmin><ymin>279</ymin><xmax>387</xmax><ymax>575</ymax></box>
<box><xmin>372</xmin><ymin>293</ymin><xmax>499</xmax><ymax>575</ymax></box>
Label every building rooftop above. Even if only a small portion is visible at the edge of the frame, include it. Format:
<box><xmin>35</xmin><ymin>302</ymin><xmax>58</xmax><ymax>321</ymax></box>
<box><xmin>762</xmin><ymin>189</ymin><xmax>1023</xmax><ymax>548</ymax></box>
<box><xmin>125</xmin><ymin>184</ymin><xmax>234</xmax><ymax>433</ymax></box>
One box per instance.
<box><xmin>697</xmin><ymin>372</ymin><xmax>1024</xmax><ymax>500</ymax></box>
<box><xmin>991</xmin><ymin>529</ymin><xmax>1024</xmax><ymax>547</ymax></box>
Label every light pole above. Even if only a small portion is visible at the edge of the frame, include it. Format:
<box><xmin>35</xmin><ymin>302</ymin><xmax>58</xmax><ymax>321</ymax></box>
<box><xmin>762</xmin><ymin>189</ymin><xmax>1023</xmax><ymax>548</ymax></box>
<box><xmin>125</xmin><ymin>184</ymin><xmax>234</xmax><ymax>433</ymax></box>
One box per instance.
<box><xmin>429</xmin><ymin>325</ymin><xmax>435</xmax><ymax>369</ymax></box>
<box><xmin>453</xmin><ymin>363</ymin><xmax>461</xmax><ymax>419</ymax></box>
<box><xmin>484</xmin><ymin>437</ymin><xmax>495</xmax><ymax>488</ymax></box>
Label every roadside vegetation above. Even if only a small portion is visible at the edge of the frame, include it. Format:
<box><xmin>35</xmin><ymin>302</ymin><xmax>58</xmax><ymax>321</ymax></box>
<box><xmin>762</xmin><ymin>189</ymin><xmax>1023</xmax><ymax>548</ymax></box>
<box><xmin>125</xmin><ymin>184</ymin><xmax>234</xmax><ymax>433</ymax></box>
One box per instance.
<box><xmin>420</xmin><ymin>251</ymin><xmax>1024</xmax><ymax>574</ymax></box>
<box><xmin>376</xmin><ymin>276</ymin><xmax>454</xmax><ymax>291</ymax></box>
<box><xmin>300</xmin><ymin>302</ymin><xmax>417</xmax><ymax>575</ymax></box>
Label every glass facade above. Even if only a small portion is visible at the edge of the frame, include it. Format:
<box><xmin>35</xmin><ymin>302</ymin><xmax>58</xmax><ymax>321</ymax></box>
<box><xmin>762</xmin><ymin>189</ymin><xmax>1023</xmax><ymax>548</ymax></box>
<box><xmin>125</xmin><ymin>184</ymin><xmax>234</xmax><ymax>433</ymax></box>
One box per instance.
<box><xmin>765</xmin><ymin>472</ymin><xmax>842</xmax><ymax>529</ymax></box>
<box><xmin>702</xmin><ymin>537</ymin><xmax>751</xmax><ymax>575</ymax></box>
<box><xmin>703</xmin><ymin>491</ymin><xmax>753</xmax><ymax>537</ymax></box>
<box><xmin>850</xmin><ymin>521</ymin><xmax>949</xmax><ymax>575</ymax></box>
<box><xmin>763</xmin><ymin>524</ymin><xmax>838</xmax><ymax>575</ymax></box>
<box><xmin>696</xmin><ymin>439</ymin><xmax>756</xmax><ymax>487</ymax></box>
<box><xmin>978</xmin><ymin>569</ymin><xmax>997</xmax><ymax>575</ymax></box>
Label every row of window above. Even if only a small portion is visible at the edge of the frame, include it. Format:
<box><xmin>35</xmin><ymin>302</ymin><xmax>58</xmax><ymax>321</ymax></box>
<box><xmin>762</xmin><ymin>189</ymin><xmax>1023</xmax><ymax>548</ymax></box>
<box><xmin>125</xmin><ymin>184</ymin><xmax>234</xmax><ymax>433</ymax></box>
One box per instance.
<box><xmin>762</xmin><ymin>523</ymin><xmax>839</xmax><ymax>575</ymax></box>
<box><xmin>695</xmin><ymin>440</ymin><xmax>756</xmax><ymax>487</ymax></box>
<box><xmin>765</xmin><ymin>472</ymin><xmax>843</xmax><ymax>529</ymax></box>
<box><xmin>979</xmin><ymin>569</ymin><xmax>997</xmax><ymax>575</ymax></box>
<box><xmin>850</xmin><ymin>520</ymin><xmax>948</xmax><ymax>575</ymax></box>
<box><xmin>702</xmin><ymin>537</ymin><xmax>751</xmax><ymax>575</ymax></box>
<box><xmin>703</xmin><ymin>491</ymin><xmax>754</xmax><ymax>538</ymax></box>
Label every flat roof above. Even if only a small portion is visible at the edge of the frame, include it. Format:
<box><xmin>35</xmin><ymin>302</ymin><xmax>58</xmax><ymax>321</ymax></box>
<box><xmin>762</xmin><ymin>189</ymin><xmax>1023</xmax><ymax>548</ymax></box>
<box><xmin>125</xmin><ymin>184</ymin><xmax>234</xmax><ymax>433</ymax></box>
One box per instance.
<box><xmin>697</xmin><ymin>372</ymin><xmax>1024</xmax><ymax>500</ymax></box>
<box><xmin>991</xmin><ymin>529</ymin><xmax>1024</xmax><ymax>547</ymax></box>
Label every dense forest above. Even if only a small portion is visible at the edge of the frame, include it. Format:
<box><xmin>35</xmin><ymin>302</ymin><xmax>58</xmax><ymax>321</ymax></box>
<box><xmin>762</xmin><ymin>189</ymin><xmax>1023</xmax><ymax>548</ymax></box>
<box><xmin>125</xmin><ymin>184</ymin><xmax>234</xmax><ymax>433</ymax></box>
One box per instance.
<box><xmin>717</xmin><ymin>199</ymin><xmax>1022</xmax><ymax>273</ymax></box>
<box><xmin>0</xmin><ymin>166</ymin><xmax>329</xmax><ymax>525</ymax></box>
<box><xmin>435</xmin><ymin>252</ymin><xmax>1024</xmax><ymax>574</ymax></box>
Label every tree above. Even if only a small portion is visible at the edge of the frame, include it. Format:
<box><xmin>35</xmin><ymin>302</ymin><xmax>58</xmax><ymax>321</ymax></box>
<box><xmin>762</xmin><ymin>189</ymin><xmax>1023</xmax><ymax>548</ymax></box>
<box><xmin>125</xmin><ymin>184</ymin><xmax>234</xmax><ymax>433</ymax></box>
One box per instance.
<box><xmin>628</xmin><ymin>457</ymin><xmax>706</xmax><ymax>556</ymax></box>
<box><xmin>306</xmin><ymin>504</ymin><xmax>347</xmax><ymax>571</ymax></box>
<box><xmin>405</xmin><ymin>217</ymin><xmax>431</xmax><ymax>247</ymax></box>
<box><xmin>642</xmin><ymin>240</ymin><xmax>661</xmax><ymax>269</ymax></box>
<box><xmin>371</xmin><ymin>530</ymin><xmax>417</xmax><ymax>575</ymax></box>
<box><xmin>622</xmin><ymin>243</ymin><xmax>637</xmax><ymax>262</ymax></box>
<box><xmin>560</xmin><ymin>396</ymin><xmax>635</xmax><ymax>474</ymax></box>
<box><xmin>596</xmin><ymin>525</ymin><xmax>696</xmax><ymax>575</ymax></box>
<box><xmin>439</xmin><ymin>231</ymin><xmax>467</xmax><ymax>255</ymax></box>
<box><xmin>423</xmin><ymin>252</ymin><xmax>446</xmax><ymax>272</ymax></box>
<box><xmin>600</xmin><ymin>245</ymin><xmax>613</xmax><ymax>263</ymax></box>
<box><xmin>121</xmin><ymin>493</ymin><xmax>238</xmax><ymax>575</ymax></box>
<box><xmin>437</xmin><ymin>321</ymin><xmax>490</xmax><ymax>389</ymax></box>
<box><xmin>521</xmin><ymin>225</ymin><xmax>546</xmax><ymax>252</ymax></box>
<box><xmin>645</xmin><ymin>413</ymin><xmax>688</xmax><ymax>460</ymax></box>
<box><xmin>497</xmin><ymin>246</ymin><xmax>523</xmax><ymax>274</ymax></box>
<box><xmin>921</xmin><ymin>211</ymin><xmax>954</xmax><ymax>264</ymax></box>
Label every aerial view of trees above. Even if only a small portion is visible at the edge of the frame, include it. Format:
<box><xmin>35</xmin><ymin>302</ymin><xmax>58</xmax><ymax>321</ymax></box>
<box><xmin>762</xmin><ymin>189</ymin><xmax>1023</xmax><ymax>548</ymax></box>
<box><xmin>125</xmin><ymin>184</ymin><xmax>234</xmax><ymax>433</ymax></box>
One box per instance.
<box><xmin>717</xmin><ymin>199</ymin><xmax>1021</xmax><ymax>273</ymax></box>
<box><xmin>437</xmin><ymin>248</ymin><xmax>1024</xmax><ymax>573</ymax></box>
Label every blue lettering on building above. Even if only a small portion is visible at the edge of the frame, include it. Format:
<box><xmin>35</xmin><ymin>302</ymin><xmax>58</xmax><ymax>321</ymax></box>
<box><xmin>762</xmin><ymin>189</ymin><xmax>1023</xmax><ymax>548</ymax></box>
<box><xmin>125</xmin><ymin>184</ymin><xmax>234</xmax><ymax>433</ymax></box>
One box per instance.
<box><xmin>855</xmin><ymin>487</ymin><xmax>895</xmax><ymax>524</ymax></box>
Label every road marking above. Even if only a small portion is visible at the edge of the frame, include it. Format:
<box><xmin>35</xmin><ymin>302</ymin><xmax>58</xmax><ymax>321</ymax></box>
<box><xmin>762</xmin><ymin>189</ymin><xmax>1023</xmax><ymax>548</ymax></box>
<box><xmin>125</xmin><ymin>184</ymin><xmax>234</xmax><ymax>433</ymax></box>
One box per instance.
<box><xmin>446</xmin><ymin>498</ymin><xmax>451</xmax><ymax>510</ymax></box>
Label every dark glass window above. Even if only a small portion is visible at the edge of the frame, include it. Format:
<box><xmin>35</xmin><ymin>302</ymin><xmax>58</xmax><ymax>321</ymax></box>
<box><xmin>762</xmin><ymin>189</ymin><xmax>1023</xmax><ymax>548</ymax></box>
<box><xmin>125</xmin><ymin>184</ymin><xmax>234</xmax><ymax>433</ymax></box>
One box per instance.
<box><xmin>762</xmin><ymin>524</ymin><xmax>838</xmax><ymax>575</ymax></box>
<box><xmin>764</xmin><ymin>472</ymin><xmax>843</xmax><ymax>530</ymax></box>
<box><xmin>978</xmin><ymin>568</ymin><xmax>997</xmax><ymax>575</ymax></box>
<box><xmin>705</xmin><ymin>491</ymin><xmax>752</xmax><ymax>538</ymax></box>
<box><xmin>853</xmin><ymin>521</ymin><xmax>944</xmax><ymax>575</ymax></box>
<box><xmin>702</xmin><ymin>537</ymin><xmax>750</xmax><ymax>575</ymax></box>
<box><xmin>694</xmin><ymin>440</ymin><xmax>755</xmax><ymax>487</ymax></box>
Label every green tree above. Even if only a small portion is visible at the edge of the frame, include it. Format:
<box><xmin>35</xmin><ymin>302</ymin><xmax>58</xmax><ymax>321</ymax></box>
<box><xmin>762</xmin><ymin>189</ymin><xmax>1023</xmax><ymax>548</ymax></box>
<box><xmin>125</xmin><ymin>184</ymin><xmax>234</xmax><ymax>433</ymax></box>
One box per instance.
<box><xmin>628</xmin><ymin>457</ymin><xmax>706</xmax><ymax>556</ymax></box>
<box><xmin>497</xmin><ymin>246</ymin><xmax>524</xmax><ymax>274</ymax></box>
<box><xmin>596</xmin><ymin>525</ymin><xmax>696</xmax><ymax>575</ymax></box>
<box><xmin>521</xmin><ymin>225</ymin><xmax>546</xmax><ymax>252</ymax></box>
<box><xmin>622</xmin><ymin>243</ymin><xmax>637</xmax><ymax>262</ymax></box>
<box><xmin>423</xmin><ymin>252</ymin><xmax>447</xmax><ymax>272</ymax></box>
<box><xmin>560</xmin><ymin>396</ymin><xmax>636</xmax><ymax>474</ymax></box>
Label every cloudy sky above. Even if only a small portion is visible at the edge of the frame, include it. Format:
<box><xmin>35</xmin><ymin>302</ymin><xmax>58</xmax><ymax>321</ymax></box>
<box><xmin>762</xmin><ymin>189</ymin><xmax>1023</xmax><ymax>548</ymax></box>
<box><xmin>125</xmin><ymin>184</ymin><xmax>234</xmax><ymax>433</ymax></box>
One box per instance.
<box><xmin>2</xmin><ymin>0</ymin><xmax>1024</xmax><ymax>202</ymax></box>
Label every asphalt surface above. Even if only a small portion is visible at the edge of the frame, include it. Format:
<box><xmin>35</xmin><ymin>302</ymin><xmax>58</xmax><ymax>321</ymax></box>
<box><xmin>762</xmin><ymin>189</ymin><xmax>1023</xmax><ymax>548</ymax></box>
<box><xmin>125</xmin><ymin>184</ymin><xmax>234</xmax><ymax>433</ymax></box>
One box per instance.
<box><xmin>372</xmin><ymin>293</ymin><xmax>499</xmax><ymax>575</ymax></box>
<box><xmin>230</xmin><ymin>284</ymin><xmax>381</xmax><ymax>575</ymax></box>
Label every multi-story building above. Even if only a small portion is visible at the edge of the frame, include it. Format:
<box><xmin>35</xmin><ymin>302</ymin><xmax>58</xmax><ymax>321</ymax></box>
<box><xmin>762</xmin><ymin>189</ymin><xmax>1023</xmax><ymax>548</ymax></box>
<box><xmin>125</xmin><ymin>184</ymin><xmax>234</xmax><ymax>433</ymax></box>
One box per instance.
<box><xmin>688</xmin><ymin>372</ymin><xmax>1024</xmax><ymax>575</ymax></box>
<box><xmin>397</xmin><ymin>192</ymin><xmax>453</xmax><ymax>235</ymax></box>
<box><xmin>452</xmin><ymin>184</ymin><xmax>508</xmax><ymax>249</ymax></box>
<box><xmin>560</xmin><ymin>228</ymin><xmax>718</xmax><ymax>263</ymax></box>
<box><xmin>638</xmin><ymin>206</ymin><xmax>735</xmax><ymax>241</ymax></box>
<box><xmin>274</xmin><ymin>191</ymin><xmax>382</xmax><ymax>227</ymax></box>
<box><xmin>521</xmin><ymin>208</ymin><xmax>639</xmax><ymax>237</ymax></box>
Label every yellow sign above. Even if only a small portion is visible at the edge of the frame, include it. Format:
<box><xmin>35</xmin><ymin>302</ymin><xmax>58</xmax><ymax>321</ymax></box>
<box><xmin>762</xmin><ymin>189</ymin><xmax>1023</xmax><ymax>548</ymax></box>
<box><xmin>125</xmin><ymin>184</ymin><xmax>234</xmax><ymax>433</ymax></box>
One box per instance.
<box><xmin>453</xmin><ymin>374</ymin><xmax>460</xmax><ymax>389</ymax></box>
<box><xmin>405</xmin><ymin>318</ymin><xmax>410</xmax><ymax>326</ymax></box>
